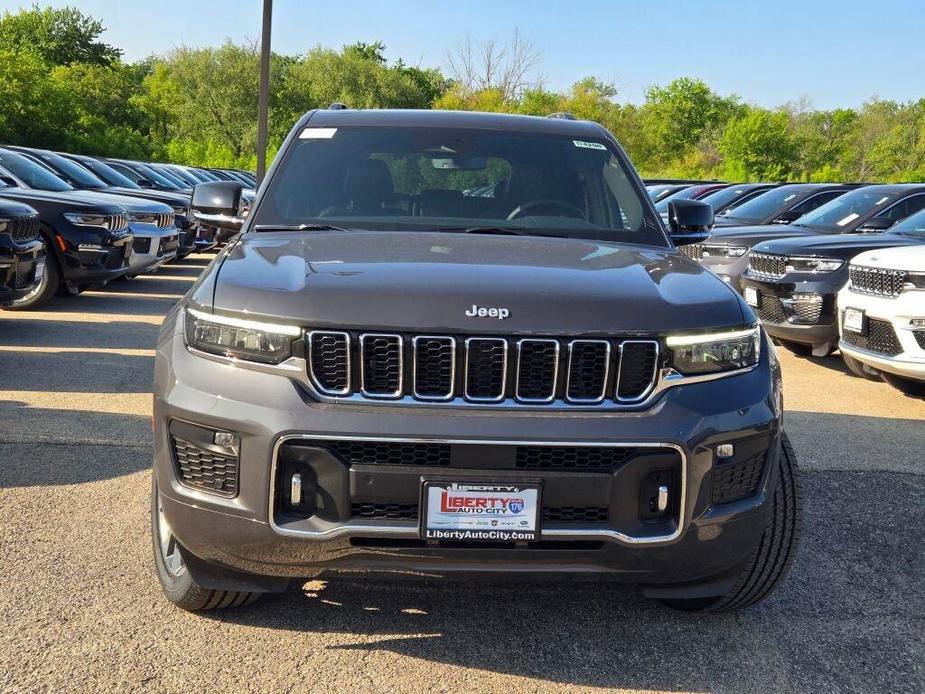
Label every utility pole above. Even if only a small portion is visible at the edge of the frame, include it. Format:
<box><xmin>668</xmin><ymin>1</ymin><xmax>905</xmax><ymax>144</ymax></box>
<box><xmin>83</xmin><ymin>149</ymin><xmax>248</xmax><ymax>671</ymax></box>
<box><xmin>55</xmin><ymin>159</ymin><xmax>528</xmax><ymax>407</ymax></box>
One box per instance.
<box><xmin>256</xmin><ymin>0</ymin><xmax>272</xmax><ymax>184</ymax></box>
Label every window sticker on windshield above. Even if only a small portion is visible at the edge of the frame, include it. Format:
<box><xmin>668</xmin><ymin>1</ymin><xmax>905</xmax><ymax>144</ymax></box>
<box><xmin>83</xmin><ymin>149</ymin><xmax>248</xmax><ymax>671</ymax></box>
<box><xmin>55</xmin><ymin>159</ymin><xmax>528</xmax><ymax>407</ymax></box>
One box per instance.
<box><xmin>875</xmin><ymin>196</ymin><xmax>889</xmax><ymax>205</ymax></box>
<box><xmin>299</xmin><ymin>127</ymin><xmax>337</xmax><ymax>139</ymax></box>
<box><xmin>837</xmin><ymin>212</ymin><xmax>860</xmax><ymax>226</ymax></box>
<box><xmin>573</xmin><ymin>140</ymin><xmax>607</xmax><ymax>150</ymax></box>
<box><xmin>784</xmin><ymin>194</ymin><xmax>796</xmax><ymax>202</ymax></box>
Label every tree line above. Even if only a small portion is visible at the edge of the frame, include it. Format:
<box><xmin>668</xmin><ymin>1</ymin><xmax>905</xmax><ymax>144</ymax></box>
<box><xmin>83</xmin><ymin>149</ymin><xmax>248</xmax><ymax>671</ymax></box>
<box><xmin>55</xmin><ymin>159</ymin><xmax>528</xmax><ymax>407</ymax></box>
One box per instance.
<box><xmin>1</xmin><ymin>5</ymin><xmax>923</xmax><ymax>182</ymax></box>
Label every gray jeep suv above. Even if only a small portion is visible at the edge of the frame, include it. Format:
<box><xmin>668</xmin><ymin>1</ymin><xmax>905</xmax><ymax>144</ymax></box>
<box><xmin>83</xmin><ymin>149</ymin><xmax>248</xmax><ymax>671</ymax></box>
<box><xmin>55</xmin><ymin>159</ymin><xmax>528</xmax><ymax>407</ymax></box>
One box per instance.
<box><xmin>151</xmin><ymin>108</ymin><xmax>800</xmax><ymax>613</ymax></box>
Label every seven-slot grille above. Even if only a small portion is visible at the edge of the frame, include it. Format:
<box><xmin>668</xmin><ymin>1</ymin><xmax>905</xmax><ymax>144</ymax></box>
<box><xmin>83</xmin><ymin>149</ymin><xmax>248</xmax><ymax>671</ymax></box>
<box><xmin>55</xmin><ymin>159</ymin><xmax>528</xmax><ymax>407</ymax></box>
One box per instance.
<box><xmin>749</xmin><ymin>252</ymin><xmax>787</xmax><ymax>278</ymax></box>
<box><xmin>9</xmin><ymin>215</ymin><xmax>39</xmax><ymax>243</ymax></box>
<box><xmin>307</xmin><ymin>331</ymin><xmax>660</xmax><ymax>406</ymax></box>
<box><xmin>680</xmin><ymin>243</ymin><xmax>704</xmax><ymax>260</ymax></box>
<box><xmin>849</xmin><ymin>265</ymin><xmax>907</xmax><ymax>298</ymax></box>
<box><xmin>107</xmin><ymin>213</ymin><xmax>129</xmax><ymax>232</ymax></box>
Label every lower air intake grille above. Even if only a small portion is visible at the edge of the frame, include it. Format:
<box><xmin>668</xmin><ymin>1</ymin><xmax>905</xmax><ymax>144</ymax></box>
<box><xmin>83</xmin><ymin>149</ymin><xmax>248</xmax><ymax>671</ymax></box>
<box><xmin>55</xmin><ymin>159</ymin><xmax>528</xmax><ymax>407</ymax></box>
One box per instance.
<box><xmin>352</xmin><ymin>503</ymin><xmax>419</xmax><ymax>520</ymax></box>
<box><xmin>712</xmin><ymin>452</ymin><xmax>766</xmax><ymax>505</ymax></box>
<box><xmin>318</xmin><ymin>441</ymin><xmax>452</xmax><ymax>467</ymax></box>
<box><xmin>757</xmin><ymin>294</ymin><xmax>787</xmax><ymax>324</ymax></box>
<box><xmin>172</xmin><ymin>436</ymin><xmax>238</xmax><ymax>497</ymax></box>
<box><xmin>542</xmin><ymin>506</ymin><xmax>609</xmax><ymax>523</ymax></box>
<box><xmin>842</xmin><ymin>317</ymin><xmax>903</xmax><ymax>356</ymax></box>
<box><xmin>515</xmin><ymin>446</ymin><xmax>640</xmax><ymax>472</ymax></box>
<box><xmin>915</xmin><ymin>331</ymin><xmax>925</xmax><ymax>349</ymax></box>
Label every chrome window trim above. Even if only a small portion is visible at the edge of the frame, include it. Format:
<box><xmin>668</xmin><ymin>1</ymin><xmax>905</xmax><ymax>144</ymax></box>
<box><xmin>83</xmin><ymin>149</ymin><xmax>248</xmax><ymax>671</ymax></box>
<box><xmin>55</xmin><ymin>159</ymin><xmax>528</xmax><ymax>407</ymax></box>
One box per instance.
<box><xmin>307</xmin><ymin>330</ymin><xmax>352</xmax><ymax>396</ymax></box>
<box><xmin>359</xmin><ymin>333</ymin><xmax>404</xmax><ymax>399</ymax></box>
<box><xmin>268</xmin><ymin>434</ymin><xmax>687</xmax><ymax>546</ymax></box>
<box><xmin>514</xmin><ymin>338</ymin><xmax>560</xmax><ymax>403</ymax></box>
<box><xmin>412</xmin><ymin>335</ymin><xmax>456</xmax><ymax>401</ymax></box>
<box><xmin>615</xmin><ymin>340</ymin><xmax>661</xmax><ymax>403</ymax></box>
<box><xmin>463</xmin><ymin>337</ymin><xmax>508</xmax><ymax>403</ymax></box>
<box><xmin>565</xmin><ymin>339</ymin><xmax>610</xmax><ymax>404</ymax></box>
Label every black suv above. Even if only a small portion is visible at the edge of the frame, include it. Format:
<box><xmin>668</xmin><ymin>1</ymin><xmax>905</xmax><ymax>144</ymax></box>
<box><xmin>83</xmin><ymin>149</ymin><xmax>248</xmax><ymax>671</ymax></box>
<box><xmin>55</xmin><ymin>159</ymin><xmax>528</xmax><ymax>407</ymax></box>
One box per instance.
<box><xmin>712</xmin><ymin>183</ymin><xmax>857</xmax><ymax>228</ymax></box>
<box><xmin>152</xmin><ymin>109</ymin><xmax>800</xmax><ymax>613</ymax></box>
<box><xmin>741</xmin><ymin>216</ymin><xmax>925</xmax><ymax>356</ymax></box>
<box><xmin>0</xmin><ymin>199</ymin><xmax>45</xmax><ymax>306</ymax></box>
<box><xmin>0</xmin><ymin>177</ymin><xmax>132</xmax><ymax>309</ymax></box>
<box><xmin>681</xmin><ymin>184</ymin><xmax>925</xmax><ymax>289</ymax></box>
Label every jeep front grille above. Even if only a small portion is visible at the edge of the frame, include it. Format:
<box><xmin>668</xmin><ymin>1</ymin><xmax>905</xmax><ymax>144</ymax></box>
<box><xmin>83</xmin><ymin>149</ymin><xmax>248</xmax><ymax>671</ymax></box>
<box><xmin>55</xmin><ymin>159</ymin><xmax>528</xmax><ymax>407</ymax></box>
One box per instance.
<box><xmin>749</xmin><ymin>253</ymin><xmax>787</xmax><ymax>279</ymax></box>
<box><xmin>680</xmin><ymin>243</ymin><xmax>704</xmax><ymax>260</ymax></box>
<box><xmin>9</xmin><ymin>215</ymin><xmax>39</xmax><ymax>243</ymax></box>
<box><xmin>348</xmin><ymin>502</ymin><xmax>608</xmax><ymax>524</ymax></box>
<box><xmin>306</xmin><ymin>331</ymin><xmax>660</xmax><ymax>407</ymax></box>
<box><xmin>849</xmin><ymin>265</ymin><xmax>906</xmax><ymax>298</ymax></box>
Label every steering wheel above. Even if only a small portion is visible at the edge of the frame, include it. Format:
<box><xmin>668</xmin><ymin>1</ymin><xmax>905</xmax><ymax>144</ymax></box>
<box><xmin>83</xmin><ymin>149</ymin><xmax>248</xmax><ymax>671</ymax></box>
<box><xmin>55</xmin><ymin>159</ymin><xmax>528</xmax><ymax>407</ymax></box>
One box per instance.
<box><xmin>506</xmin><ymin>199</ymin><xmax>585</xmax><ymax>221</ymax></box>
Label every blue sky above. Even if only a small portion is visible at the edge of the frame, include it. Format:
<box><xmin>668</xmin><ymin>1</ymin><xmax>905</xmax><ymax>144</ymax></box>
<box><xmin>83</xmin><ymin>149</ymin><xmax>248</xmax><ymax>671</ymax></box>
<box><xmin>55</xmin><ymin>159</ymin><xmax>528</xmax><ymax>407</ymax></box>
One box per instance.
<box><xmin>4</xmin><ymin>0</ymin><xmax>923</xmax><ymax>109</ymax></box>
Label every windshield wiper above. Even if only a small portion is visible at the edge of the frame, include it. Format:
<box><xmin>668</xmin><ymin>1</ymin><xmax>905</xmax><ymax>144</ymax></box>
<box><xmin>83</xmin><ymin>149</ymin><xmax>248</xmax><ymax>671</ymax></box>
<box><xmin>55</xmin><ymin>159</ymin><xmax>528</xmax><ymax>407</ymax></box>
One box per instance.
<box><xmin>253</xmin><ymin>223</ymin><xmax>353</xmax><ymax>232</ymax></box>
<box><xmin>433</xmin><ymin>225</ymin><xmax>571</xmax><ymax>238</ymax></box>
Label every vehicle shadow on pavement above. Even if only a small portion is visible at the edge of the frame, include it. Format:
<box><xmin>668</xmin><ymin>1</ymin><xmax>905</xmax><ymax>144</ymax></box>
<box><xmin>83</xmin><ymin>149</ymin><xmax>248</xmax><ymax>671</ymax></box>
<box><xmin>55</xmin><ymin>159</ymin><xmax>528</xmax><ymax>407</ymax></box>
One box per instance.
<box><xmin>213</xmin><ymin>470</ymin><xmax>922</xmax><ymax>694</ymax></box>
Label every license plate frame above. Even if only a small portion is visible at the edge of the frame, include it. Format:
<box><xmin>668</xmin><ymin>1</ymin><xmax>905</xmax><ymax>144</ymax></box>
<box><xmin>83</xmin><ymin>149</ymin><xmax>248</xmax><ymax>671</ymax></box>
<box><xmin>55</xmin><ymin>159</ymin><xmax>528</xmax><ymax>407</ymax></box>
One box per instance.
<box><xmin>420</xmin><ymin>479</ymin><xmax>542</xmax><ymax>543</ymax></box>
<box><xmin>744</xmin><ymin>286</ymin><xmax>759</xmax><ymax>307</ymax></box>
<box><xmin>843</xmin><ymin>307</ymin><xmax>866</xmax><ymax>334</ymax></box>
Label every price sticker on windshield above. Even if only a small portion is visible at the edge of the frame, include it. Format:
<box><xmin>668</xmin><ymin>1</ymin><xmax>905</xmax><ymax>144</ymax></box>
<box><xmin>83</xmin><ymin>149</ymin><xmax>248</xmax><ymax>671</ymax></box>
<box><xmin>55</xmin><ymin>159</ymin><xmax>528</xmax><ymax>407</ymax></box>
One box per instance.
<box><xmin>573</xmin><ymin>140</ymin><xmax>607</xmax><ymax>150</ymax></box>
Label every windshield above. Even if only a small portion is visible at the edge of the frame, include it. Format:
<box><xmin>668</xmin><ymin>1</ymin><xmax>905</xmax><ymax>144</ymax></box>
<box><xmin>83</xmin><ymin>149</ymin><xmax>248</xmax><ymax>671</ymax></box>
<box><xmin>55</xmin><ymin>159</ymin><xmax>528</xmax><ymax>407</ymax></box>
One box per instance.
<box><xmin>134</xmin><ymin>163</ymin><xmax>181</xmax><ymax>190</ymax></box>
<box><xmin>0</xmin><ymin>150</ymin><xmax>72</xmax><ymax>192</ymax></box>
<box><xmin>720</xmin><ymin>185</ymin><xmax>807</xmax><ymax>222</ymax></box>
<box><xmin>700</xmin><ymin>186</ymin><xmax>757</xmax><ymax>212</ymax></box>
<box><xmin>794</xmin><ymin>187</ymin><xmax>895</xmax><ymax>230</ymax></box>
<box><xmin>76</xmin><ymin>157</ymin><xmax>139</xmax><ymax>188</ymax></box>
<box><xmin>890</xmin><ymin>207</ymin><xmax>925</xmax><ymax>235</ymax></box>
<box><xmin>150</xmin><ymin>166</ymin><xmax>187</xmax><ymax>188</ymax></box>
<box><xmin>40</xmin><ymin>152</ymin><xmax>106</xmax><ymax>188</ymax></box>
<box><xmin>255</xmin><ymin>125</ymin><xmax>662</xmax><ymax>245</ymax></box>
<box><xmin>163</xmin><ymin>166</ymin><xmax>200</xmax><ymax>186</ymax></box>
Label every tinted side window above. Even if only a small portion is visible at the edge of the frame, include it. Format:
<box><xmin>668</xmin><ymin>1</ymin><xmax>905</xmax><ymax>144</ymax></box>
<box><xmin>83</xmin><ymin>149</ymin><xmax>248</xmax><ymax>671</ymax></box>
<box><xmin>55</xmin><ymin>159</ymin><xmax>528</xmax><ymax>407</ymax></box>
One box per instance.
<box><xmin>881</xmin><ymin>194</ymin><xmax>925</xmax><ymax>221</ymax></box>
<box><xmin>788</xmin><ymin>190</ymin><xmax>843</xmax><ymax>217</ymax></box>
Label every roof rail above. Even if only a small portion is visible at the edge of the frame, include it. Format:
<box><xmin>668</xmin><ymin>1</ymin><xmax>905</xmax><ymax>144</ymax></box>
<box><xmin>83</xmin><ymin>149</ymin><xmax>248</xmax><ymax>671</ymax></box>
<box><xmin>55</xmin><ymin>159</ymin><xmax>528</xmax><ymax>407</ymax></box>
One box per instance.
<box><xmin>328</xmin><ymin>103</ymin><xmax>349</xmax><ymax>110</ymax></box>
<box><xmin>547</xmin><ymin>112</ymin><xmax>576</xmax><ymax>120</ymax></box>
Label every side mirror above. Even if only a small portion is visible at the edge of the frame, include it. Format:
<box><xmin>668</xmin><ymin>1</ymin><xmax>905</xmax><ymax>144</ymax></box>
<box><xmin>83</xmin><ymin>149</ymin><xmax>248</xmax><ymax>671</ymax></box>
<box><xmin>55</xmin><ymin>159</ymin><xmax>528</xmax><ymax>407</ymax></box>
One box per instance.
<box><xmin>191</xmin><ymin>181</ymin><xmax>244</xmax><ymax>231</ymax></box>
<box><xmin>137</xmin><ymin>178</ymin><xmax>156</xmax><ymax>188</ymax></box>
<box><xmin>667</xmin><ymin>199</ymin><xmax>713</xmax><ymax>246</ymax></box>
<box><xmin>855</xmin><ymin>216</ymin><xmax>894</xmax><ymax>233</ymax></box>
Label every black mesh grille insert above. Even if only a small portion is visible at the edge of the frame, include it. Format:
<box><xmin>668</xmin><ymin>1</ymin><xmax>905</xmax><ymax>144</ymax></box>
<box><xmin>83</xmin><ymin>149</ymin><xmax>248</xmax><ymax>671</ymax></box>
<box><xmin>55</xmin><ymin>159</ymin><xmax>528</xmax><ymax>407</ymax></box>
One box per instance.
<box><xmin>680</xmin><ymin>243</ymin><xmax>704</xmax><ymax>260</ymax></box>
<box><xmin>516</xmin><ymin>340</ymin><xmax>559</xmax><ymax>401</ymax></box>
<box><xmin>361</xmin><ymin>334</ymin><xmax>402</xmax><ymax>396</ymax></box>
<box><xmin>465</xmin><ymin>338</ymin><xmax>507</xmax><ymax>400</ymax></box>
<box><xmin>309</xmin><ymin>332</ymin><xmax>350</xmax><ymax>394</ymax></box>
<box><xmin>842</xmin><ymin>317</ymin><xmax>903</xmax><ymax>356</ymax></box>
<box><xmin>915</xmin><ymin>331</ymin><xmax>925</xmax><ymax>349</ymax></box>
<box><xmin>567</xmin><ymin>341</ymin><xmax>609</xmax><ymax>401</ymax></box>
<box><xmin>712</xmin><ymin>451</ymin><xmax>766</xmax><ymax>505</ymax></box>
<box><xmin>413</xmin><ymin>337</ymin><xmax>455</xmax><ymax>399</ymax></box>
<box><xmin>132</xmin><ymin>237</ymin><xmax>150</xmax><ymax>254</ymax></box>
<box><xmin>758</xmin><ymin>294</ymin><xmax>787</xmax><ymax>324</ymax></box>
<box><xmin>352</xmin><ymin>503</ymin><xmax>419</xmax><ymax>520</ymax></box>
<box><xmin>617</xmin><ymin>342</ymin><xmax>658</xmax><ymax>400</ymax></box>
<box><xmin>516</xmin><ymin>446</ymin><xmax>638</xmax><ymax>472</ymax></box>
<box><xmin>319</xmin><ymin>440</ymin><xmax>452</xmax><ymax>467</ymax></box>
<box><xmin>542</xmin><ymin>506</ymin><xmax>609</xmax><ymax>523</ymax></box>
<box><xmin>791</xmin><ymin>298</ymin><xmax>823</xmax><ymax>324</ymax></box>
<box><xmin>749</xmin><ymin>253</ymin><xmax>787</xmax><ymax>278</ymax></box>
<box><xmin>172</xmin><ymin>436</ymin><xmax>238</xmax><ymax>497</ymax></box>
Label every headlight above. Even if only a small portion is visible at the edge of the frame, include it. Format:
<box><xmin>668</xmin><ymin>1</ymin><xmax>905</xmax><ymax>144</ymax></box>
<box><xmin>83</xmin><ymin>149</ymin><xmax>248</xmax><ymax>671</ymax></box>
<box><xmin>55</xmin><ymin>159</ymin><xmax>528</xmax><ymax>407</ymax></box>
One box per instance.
<box><xmin>906</xmin><ymin>272</ymin><xmax>925</xmax><ymax>290</ymax></box>
<box><xmin>184</xmin><ymin>307</ymin><xmax>300</xmax><ymax>364</ymax></box>
<box><xmin>0</xmin><ymin>220</ymin><xmax>7</xmax><ymax>233</ymax></box>
<box><xmin>785</xmin><ymin>256</ymin><xmax>843</xmax><ymax>273</ymax></box>
<box><xmin>63</xmin><ymin>212</ymin><xmax>109</xmax><ymax>228</ymax></box>
<box><xmin>665</xmin><ymin>326</ymin><xmax>760</xmax><ymax>375</ymax></box>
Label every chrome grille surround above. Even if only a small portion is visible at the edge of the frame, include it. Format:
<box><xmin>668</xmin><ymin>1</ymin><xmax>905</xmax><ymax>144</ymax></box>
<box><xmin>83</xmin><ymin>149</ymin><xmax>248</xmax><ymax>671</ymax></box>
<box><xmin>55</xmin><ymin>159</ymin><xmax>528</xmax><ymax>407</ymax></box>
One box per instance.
<box><xmin>514</xmin><ymin>338</ymin><xmax>560</xmax><ymax>403</ymax></box>
<box><xmin>848</xmin><ymin>264</ymin><xmax>907</xmax><ymax>298</ymax></box>
<box><xmin>748</xmin><ymin>252</ymin><xmax>787</xmax><ymax>279</ymax></box>
<box><xmin>565</xmin><ymin>339</ymin><xmax>611</xmax><ymax>403</ymax></box>
<box><xmin>615</xmin><ymin>340</ymin><xmax>660</xmax><ymax>403</ymax></box>
<box><xmin>359</xmin><ymin>333</ymin><xmax>403</xmax><ymax>399</ymax></box>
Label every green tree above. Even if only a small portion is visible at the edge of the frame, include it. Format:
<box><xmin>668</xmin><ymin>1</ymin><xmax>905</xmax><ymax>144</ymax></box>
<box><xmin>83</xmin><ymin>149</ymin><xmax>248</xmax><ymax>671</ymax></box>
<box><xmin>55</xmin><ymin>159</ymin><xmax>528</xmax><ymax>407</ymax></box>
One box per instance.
<box><xmin>0</xmin><ymin>4</ymin><xmax>121</xmax><ymax>66</ymax></box>
<box><xmin>719</xmin><ymin>108</ymin><xmax>797</xmax><ymax>180</ymax></box>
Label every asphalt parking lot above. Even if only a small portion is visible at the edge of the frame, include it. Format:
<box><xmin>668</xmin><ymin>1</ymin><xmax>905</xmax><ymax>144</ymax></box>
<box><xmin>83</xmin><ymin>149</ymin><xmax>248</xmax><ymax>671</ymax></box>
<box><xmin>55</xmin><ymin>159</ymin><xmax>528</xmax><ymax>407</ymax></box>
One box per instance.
<box><xmin>1</xmin><ymin>253</ymin><xmax>923</xmax><ymax>694</ymax></box>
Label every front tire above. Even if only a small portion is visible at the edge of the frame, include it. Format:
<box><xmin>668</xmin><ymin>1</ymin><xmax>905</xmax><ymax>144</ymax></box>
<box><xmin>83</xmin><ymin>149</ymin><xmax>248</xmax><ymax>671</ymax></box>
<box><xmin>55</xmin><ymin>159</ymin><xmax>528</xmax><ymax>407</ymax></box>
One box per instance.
<box><xmin>5</xmin><ymin>240</ymin><xmax>60</xmax><ymax>311</ymax></box>
<box><xmin>151</xmin><ymin>476</ymin><xmax>260</xmax><ymax>611</ymax></box>
<box><xmin>658</xmin><ymin>433</ymin><xmax>802</xmax><ymax>612</ymax></box>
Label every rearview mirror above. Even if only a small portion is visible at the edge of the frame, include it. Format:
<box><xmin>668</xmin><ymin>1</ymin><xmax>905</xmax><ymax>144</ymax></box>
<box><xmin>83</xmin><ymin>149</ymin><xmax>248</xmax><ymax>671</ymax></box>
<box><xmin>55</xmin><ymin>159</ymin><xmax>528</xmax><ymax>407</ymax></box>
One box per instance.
<box><xmin>667</xmin><ymin>199</ymin><xmax>713</xmax><ymax>246</ymax></box>
<box><xmin>191</xmin><ymin>181</ymin><xmax>244</xmax><ymax>232</ymax></box>
<box><xmin>773</xmin><ymin>210</ymin><xmax>800</xmax><ymax>224</ymax></box>
<box><xmin>855</xmin><ymin>216</ymin><xmax>894</xmax><ymax>233</ymax></box>
<box><xmin>137</xmin><ymin>178</ymin><xmax>156</xmax><ymax>188</ymax></box>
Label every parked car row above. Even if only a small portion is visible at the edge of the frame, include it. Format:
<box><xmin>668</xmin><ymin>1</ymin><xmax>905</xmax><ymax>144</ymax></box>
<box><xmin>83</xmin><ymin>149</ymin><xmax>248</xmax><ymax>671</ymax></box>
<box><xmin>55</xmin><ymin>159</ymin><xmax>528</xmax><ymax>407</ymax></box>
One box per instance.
<box><xmin>658</xmin><ymin>179</ymin><xmax>925</xmax><ymax>396</ymax></box>
<box><xmin>0</xmin><ymin>144</ymin><xmax>254</xmax><ymax>311</ymax></box>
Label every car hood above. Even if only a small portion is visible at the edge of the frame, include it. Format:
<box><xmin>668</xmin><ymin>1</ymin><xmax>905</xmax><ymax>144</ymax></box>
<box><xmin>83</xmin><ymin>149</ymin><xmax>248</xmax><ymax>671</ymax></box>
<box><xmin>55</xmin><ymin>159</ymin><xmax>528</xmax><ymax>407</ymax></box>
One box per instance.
<box><xmin>100</xmin><ymin>187</ymin><xmax>190</xmax><ymax>206</ymax></box>
<box><xmin>850</xmin><ymin>244</ymin><xmax>925</xmax><ymax>272</ymax></box>
<box><xmin>0</xmin><ymin>187</ymin><xmax>126</xmax><ymax>213</ymax></box>
<box><xmin>705</xmin><ymin>224</ymin><xmax>813</xmax><ymax>246</ymax></box>
<box><xmin>207</xmin><ymin>231</ymin><xmax>746</xmax><ymax>334</ymax></box>
<box><xmin>752</xmin><ymin>232</ymin><xmax>925</xmax><ymax>260</ymax></box>
<box><xmin>63</xmin><ymin>190</ymin><xmax>172</xmax><ymax>213</ymax></box>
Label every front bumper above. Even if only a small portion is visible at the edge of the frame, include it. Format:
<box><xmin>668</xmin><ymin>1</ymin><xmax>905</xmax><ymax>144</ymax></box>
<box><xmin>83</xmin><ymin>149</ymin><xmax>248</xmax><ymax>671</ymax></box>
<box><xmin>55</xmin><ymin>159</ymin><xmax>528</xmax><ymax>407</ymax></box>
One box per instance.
<box><xmin>153</xmin><ymin>312</ymin><xmax>783</xmax><ymax>591</ymax></box>
<box><xmin>0</xmin><ymin>236</ymin><xmax>45</xmax><ymax>304</ymax></box>
<box><xmin>57</xmin><ymin>231</ymin><xmax>134</xmax><ymax>287</ymax></box>
<box><xmin>837</xmin><ymin>286</ymin><xmax>925</xmax><ymax>381</ymax></box>
<box><xmin>128</xmin><ymin>226</ymin><xmax>179</xmax><ymax>274</ymax></box>
<box><xmin>741</xmin><ymin>272</ymin><xmax>842</xmax><ymax>349</ymax></box>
